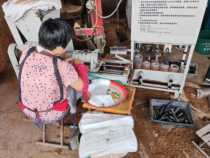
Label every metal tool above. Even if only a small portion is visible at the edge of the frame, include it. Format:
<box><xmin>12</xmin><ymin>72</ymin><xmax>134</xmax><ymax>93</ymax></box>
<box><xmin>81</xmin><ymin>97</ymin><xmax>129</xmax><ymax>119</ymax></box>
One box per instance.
<box><xmin>99</xmin><ymin>61</ymin><xmax>129</xmax><ymax>75</ymax></box>
<box><xmin>110</xmin><ymin>46</ymin><xmax>130</xmax><ymax>55</ymax></box>
<box><xmin>74</xmin><ymin>0</ymin><xmax>105</xmax><ymax>49</ymax></box>
<box><xmin>153</xmin><ymin>101</ymin><xmax>192</xmax><ymax>124</ymax></box>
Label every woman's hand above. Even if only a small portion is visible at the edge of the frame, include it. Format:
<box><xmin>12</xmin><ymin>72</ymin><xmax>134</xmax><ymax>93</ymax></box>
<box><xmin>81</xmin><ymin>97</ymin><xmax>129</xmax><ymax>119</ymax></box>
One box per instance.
<box><xmin>65</xmin><ymin>58</ymin><xmax>84</xmax><ymax>65</ymax></box>
<box><xmin>65</xmin><ymin>57</ymin><xmax>74</xmax><ymax>63</ymax></box>
<box><xmin>73</xmin><ymin>59</ymin><xmax>84</xmax><ymax>64</ymax></box>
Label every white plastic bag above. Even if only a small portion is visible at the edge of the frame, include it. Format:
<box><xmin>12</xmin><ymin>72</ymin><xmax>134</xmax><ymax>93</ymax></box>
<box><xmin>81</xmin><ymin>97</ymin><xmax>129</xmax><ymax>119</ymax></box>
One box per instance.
<box><xmin>79</xmin><ymin>112</ymin><xmax>134</xmax><ymax>134</ymax></box>
<box><xmin>2</xmin><ymin>0</ymin><xmax>62</xmax><ymax>21</ymax></box>
<box><xmin>79</xmin><ymin>112</ymin><xmax>138</xmax><ymax>158</ymax></box>
<box><xmin>79</xmin><ymin>126</ymin><xmax>138</xmax><ymax>158</ymax></box>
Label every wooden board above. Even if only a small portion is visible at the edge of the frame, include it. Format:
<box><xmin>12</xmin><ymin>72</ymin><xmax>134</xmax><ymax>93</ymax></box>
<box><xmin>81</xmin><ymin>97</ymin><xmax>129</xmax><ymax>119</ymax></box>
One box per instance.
<box><xmin>196</xmin><ymin>124</ymin><xmax>210</xmax><ymax>146</ymax></box>
<box><xmin>82</xmin><ymin>86</ymin><xmax>136</xmax><ymax>115</ymax></box>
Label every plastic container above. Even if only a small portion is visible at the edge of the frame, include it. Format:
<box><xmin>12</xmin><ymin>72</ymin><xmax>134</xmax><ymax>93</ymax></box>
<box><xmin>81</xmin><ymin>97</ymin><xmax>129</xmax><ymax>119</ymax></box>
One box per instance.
<box><xmin>134</xmin><ymin>54</ymin><xmax>143</xmax><ymax>69</ymax></box>
<box><xmin>169</xmin><ymin>64</ymin><xmax>180</xmax><ymax>72</ymax></box>
<box><xmin>160</xmin><ymin>63</ymin><xmax>169</xmax><ymax>72</ymax></box>
<box><xmin>150</xmin><ymin>99</ymin><xmax>194</xmax><ymax>128</ymax></box>
<box><xmin>151</xmin><ymin>62</ymin><xmax>160</xmax><ymax>71</ymax></box>
<box><xmin>142</xmin><ymin>61</ymin><xmax>151</xmax><ymax>69</ymax></box>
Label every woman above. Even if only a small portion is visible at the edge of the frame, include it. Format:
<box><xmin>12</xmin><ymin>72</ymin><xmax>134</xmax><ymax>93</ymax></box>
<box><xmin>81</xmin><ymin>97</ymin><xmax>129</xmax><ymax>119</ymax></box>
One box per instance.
<box><xmin>18</xmin><ymin>18</ymin><xmax>86</xmax><ymax>127</ymax></box>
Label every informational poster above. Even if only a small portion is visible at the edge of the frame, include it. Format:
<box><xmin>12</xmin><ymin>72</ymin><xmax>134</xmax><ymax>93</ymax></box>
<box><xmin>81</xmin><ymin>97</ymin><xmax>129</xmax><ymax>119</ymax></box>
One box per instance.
<box><xmin>131</xmin><ymin>0</ymin><xmax>208</xmax><ymax>44</ymax></box>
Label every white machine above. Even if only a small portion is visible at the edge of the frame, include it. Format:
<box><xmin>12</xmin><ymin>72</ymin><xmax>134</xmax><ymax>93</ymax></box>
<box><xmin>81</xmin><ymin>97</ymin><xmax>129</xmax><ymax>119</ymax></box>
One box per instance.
<box><xmin>79</xmin><ymin>0</ymin><xmax>208</xmax><ymax>91</ymax></box>
<box><xmin>71</xmin><ymin>50</ymin><xmax>100</xmax><ymax>72</ymax></box>
<box><xmin>130</xmin><ymin>0</ymin><xmax>208</xmax><ymax>98</ymax></box>
<box><xmin>89</xmin><ymin>60</ymin><xmax>131</xmax><ymax>83</ymax></box>
<box><xmin>70</xmin><ymin>46</ymin><xmax>131</xmax><ymax>83</ymax></box>
<box><xmin>89</xmin><ymin>47</ymin><xmax>131</xmax><ymax>83</ymax></box>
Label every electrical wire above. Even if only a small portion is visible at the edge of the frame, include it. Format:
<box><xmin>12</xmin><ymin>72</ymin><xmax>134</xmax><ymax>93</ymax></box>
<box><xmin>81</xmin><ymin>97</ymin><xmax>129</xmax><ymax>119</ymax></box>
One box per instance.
<box><xmin>98</xmin><ymin>0</ymin><xmax>124</xmax><ymax>19</ymax></box>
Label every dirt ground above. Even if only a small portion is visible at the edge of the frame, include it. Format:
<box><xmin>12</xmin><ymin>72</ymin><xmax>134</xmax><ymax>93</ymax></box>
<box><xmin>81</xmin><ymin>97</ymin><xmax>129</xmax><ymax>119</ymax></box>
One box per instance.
<box><xmin>129</xmin><ymin>53</ymin><xmax>210</xmax><ymax>158</ymax></box>
<box><xmin>0</xmin><ymin>53</ymin><xmax>210</xmax><ymax>158</ymax></box>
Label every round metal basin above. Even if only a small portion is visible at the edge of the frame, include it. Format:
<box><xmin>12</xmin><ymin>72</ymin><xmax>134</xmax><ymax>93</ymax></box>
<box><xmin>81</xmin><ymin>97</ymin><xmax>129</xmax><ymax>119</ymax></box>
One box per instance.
<box><xmin>88</xmin><ymin>79</ymin><xmax>128</xmax><ymax>107</ymax></box>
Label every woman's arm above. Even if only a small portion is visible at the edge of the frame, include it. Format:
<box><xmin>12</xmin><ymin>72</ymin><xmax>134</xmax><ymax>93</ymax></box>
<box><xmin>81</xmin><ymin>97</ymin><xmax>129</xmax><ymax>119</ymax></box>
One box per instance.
<box><xmin>69</xmin><ymin>77</ymin><xmax>84</xmax><ymax>92</ymax></box>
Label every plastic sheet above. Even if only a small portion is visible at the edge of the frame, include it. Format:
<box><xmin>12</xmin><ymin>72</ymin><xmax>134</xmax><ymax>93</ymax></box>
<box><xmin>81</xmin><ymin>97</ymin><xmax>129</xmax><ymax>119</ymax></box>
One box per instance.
<box><xmin>79</xmin><ymin>112</ymin><xmax>134</xmax><ymax>134</ymax></box>
<box><xmin>79</xmin><ymin>127</ymin><xmax>137</xmax><ymax>158</ymax></box>
<box><xmin>2</xmin><ymin>0</ymin><xmax>61</xmax><ymax>21</ymax></box>
<box><xmin>79</xmin><ymin>112</ymin><xmax>137</xmax><ymax>158</ymax></box>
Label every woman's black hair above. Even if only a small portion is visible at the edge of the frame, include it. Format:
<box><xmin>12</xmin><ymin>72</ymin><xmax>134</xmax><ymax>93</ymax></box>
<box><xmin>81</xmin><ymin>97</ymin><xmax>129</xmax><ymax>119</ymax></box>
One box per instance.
<box><xmin>38</xmin><ymin>18</ymin><xmax>72</xmax><ymax>50</ymax></box>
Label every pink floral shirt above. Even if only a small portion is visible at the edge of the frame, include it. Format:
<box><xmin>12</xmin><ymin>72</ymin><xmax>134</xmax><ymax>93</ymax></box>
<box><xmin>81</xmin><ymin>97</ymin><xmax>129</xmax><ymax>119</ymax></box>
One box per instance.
<box><xmin>19</xmin><ymin>46</ymin><xmax>78</xmax><ymax>123</ymax></box>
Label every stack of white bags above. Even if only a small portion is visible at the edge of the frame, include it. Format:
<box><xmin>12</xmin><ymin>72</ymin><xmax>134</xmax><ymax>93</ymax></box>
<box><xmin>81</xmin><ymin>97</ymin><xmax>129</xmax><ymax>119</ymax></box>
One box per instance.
<box><xmin>79</xmin><ymin>112</ymin><xmax>138</xmax><ymax>158</ymax></box>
